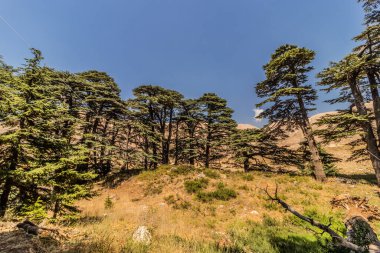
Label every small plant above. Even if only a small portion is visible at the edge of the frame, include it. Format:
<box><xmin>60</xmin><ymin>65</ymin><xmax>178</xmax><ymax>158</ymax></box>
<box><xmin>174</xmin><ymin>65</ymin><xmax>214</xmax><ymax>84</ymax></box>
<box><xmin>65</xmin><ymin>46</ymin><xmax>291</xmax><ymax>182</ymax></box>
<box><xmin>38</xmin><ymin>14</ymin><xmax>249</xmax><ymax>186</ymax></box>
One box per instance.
<box><xmin>20</xmin><ymin>197</ymin><xmax>47</xmax><ymax>222</ymax></box>
<box><xmin>144</xmin><ymin>181</ymin><xmax>164</xmax><ymax>196</ymax></box>
<box><xmin>170</xmin><ymin>165</ymin><xmax>195</xmax><ymax>176</ymax></box>
<box><xmin>184</xmin><ymin>178</ymin><xmax>209</xmax><ymax>193</ymax></box>
<box><xmin>164</xmin><ymin>195</ymin><xmax>192</xmax><ymax>210</ymax></box>
<box><xmin>241</xmin><ymin>173</ymin><xmax>254</xmax><ymax>181</ymax></box>
<box><xmin>196</xmin><ymin>191</ymin><xmax>215</xmax><ymax>203</ymax></box>
<box><xmin>204</xmin><ymin>169</ymin><xmax>220</xmax><ymax>179</ymax></box>
<box><xmin>238</xmin><ymin>185</ymin><xmax>250</xmax><ymax>191</ymax></box>
<box><xmin>196</xmin><ymin>183</ymin><xmax>237</xmax><ymax>202</ymax></box>
<box><xmin>164</xmin><ymin>195</ymin><xmax>176</xmax><ymax>205</ymax></box>
<box><xmin>212</xmin><ymin>183</ymin><xmax>238</xmax><ymax>201</ymax></box>
<box><xmin>104</xmin><ymin>195</ymin><xmax>114</xmax><ymax>210</ymax></box>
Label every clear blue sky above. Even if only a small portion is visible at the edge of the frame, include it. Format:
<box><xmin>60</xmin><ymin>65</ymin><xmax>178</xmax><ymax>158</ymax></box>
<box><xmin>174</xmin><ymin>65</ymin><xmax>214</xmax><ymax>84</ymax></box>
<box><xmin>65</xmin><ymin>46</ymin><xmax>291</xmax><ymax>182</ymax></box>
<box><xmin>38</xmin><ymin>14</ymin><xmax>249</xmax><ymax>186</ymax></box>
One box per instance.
<box><xmin>1</xmin><ymin>0</ymin><xmax>364</xmax><ymax>126</ymax></box>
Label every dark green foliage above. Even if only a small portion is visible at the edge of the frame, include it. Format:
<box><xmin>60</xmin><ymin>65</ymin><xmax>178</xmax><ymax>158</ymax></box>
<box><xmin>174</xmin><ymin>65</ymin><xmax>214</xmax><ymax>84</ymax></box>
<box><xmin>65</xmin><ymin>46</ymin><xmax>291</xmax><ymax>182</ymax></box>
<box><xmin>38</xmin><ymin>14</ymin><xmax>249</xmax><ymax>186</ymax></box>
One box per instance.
<box><xmin>255</xmin><ymin>44</ymin><xmax>326</xmax><ymax>181</ymax></box>
<box><xmin>211</xmin><ymin>183</ymin><xmax>238</xmax><ymax>201</ymax></box>
<box><xmin>231</xmin><ymin>129</ymin><xmax>299</xmax><ymax>172</ymax></box>
<box><xmin>315</xmin><ymin>1</ymin><xmax>380</xmax><ymax>185</ymax></box>
<box><xmin>184</xmin><ymin>178</ymin><xmax>209</xmax><ymax>193</ymax></box>
<box><xmin>198</xmin><ymin>93</ymin><xmax>237</xmax><ymax>168</ymax></box>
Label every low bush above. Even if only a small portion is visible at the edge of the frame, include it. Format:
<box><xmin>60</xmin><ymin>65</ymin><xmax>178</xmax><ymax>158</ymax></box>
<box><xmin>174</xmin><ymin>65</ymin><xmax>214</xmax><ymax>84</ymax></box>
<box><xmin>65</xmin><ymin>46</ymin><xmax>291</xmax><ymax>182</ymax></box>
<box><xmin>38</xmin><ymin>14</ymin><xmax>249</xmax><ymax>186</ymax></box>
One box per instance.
<box><xmin>204</xmin><ymin>169</ymin><xmax>220</xmax><ymax>179</ymax></box>
<box><xmin>241</xmin><ymin>173</ymin><xmax>254</xmax><ymax>181</ymax></box>
<box><xmin>170</xmin><ymin>165</ymin><xmax>195</xmax><ymax>176</ymax></box>
<box><xmin>196</xmin><ymin>183</ymin><xmax>237</xmax><ymax>202</ymax></box>
<box><xmin>184</xmin><ymin>178</ymin><xmax>209</xmax><ymax>193</ymax></box>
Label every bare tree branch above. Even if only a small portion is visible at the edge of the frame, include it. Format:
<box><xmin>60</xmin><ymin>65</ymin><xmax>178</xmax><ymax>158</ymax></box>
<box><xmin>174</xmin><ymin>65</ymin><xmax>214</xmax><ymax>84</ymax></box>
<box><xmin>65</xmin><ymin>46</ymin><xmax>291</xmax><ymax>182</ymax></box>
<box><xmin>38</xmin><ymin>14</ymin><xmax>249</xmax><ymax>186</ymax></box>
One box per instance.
<box><xmin>260</xmin><ymin>184</ymin><xmax>368</xmax><ymax>252</ymax></box>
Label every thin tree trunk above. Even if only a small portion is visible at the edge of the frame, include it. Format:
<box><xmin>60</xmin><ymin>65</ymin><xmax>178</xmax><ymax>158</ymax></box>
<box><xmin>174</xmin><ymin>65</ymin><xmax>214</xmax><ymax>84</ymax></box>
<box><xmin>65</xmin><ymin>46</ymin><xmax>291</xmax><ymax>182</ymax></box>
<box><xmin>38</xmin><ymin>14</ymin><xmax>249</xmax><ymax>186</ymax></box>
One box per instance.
<box><xmin>163</xmin><ymin>109</ymin><xmax>174</xmax><ymax>164</ymax></box>
<box><xmin>174</xmin><ymin>121</ymin><xmax>180</xmax><ymax>165</ymax></box>
<box><xmin>52</xmin><ymin>199</ymin><xmax>60</xmax><ymax>219</ymax></box>
<box><xmin>367</xmin><ymin>71</ymin><xmax>380</xmax><ymax>141</ymax></box>
<box><xmin>243</xmin><ymin>157</ymin><xmax>250</xmax><ymax>172</ymax></box>
<box><xmin>0</xmin><ymin>178</ymin><xmax>12</xmax><ymax>217</ymax></box>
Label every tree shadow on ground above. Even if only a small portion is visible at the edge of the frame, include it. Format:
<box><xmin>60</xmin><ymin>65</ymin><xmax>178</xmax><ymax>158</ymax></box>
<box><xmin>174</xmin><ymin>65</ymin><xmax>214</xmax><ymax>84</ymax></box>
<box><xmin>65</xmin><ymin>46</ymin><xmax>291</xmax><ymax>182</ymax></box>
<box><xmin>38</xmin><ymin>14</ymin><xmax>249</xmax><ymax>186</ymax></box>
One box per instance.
<box><xmin>335</xmin><ymin>173</ymin><xmax>378</xmax><ymax>185</ymax></box>
<box><xmin>0</xmin><ymin>229</ymin><xmax>60</xmax><ymax>253</ymax></box>
<box><xmin>102</xmin><ymin>168</ymin><xmax>142</xmax><ymax>188</ymax></box>
<box><xmin>271</xmin><ymin>235</ymin><xmax>349</xmax><ymax>253</ymax></box>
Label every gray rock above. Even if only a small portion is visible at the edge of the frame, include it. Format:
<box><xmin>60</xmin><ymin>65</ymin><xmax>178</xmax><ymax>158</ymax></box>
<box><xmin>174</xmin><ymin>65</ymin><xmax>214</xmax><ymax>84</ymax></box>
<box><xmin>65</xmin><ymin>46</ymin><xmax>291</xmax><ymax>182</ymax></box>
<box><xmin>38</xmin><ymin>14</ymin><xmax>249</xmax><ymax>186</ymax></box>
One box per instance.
<box><xmin>132</xmin><ymin>226</ymin><xmax>152</xmax><ymax>245</ymax></box>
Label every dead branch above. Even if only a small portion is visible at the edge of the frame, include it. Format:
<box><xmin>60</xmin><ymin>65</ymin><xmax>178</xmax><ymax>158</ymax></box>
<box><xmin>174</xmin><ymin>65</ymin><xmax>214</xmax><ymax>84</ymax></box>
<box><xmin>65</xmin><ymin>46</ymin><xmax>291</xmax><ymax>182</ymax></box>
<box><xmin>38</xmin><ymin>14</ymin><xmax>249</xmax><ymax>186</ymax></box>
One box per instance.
<box><xmin>261</xmin><ymin>184</ymin><xmax>368</xmax><ymax>252</ymax></box>
<box><xmin>16</xmin><ymin>220</ymin><xmax>60</xmax><ymax>236</ymax></box>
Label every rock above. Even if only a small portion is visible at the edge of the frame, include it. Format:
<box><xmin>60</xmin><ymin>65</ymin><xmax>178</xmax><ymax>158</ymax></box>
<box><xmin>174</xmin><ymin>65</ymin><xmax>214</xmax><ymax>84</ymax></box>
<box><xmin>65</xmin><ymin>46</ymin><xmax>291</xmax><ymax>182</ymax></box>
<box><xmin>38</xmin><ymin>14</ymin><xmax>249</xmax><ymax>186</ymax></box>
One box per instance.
<box><xmin>132</xmin><ymin>226</ymin><xmax>152</xmax><ymax>245</ymax></box>
<box><xmin>220</xmin><ymin>174</ymin><xmax>227</xmax><ymax>179</ymax></box>
<box><xmin>196</xmin><ymin>172</ymin><xmax>206</xmax><ymax>178</ymax></box>
<box><xmin>250</xmin><ymin>210</ymin><xmax>259</xmax><ymax>215</ymax></box>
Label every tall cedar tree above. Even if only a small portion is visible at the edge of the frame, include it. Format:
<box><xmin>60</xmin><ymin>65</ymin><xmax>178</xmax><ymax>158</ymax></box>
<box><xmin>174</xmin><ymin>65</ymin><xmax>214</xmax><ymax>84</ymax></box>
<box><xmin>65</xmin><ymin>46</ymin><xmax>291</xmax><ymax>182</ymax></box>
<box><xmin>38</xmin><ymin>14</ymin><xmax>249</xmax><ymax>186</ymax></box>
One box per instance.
<box><xmin>129</xmin><ymin>85</ymin><xmax>183</xmax><ymax>169</ymax></box>
<box><xmin>256</xmin><ymin>45</ymin><xmax>326</xmax><ymax>181</ymax></box>
<box><xmin>176</xmin><ymin>99</ymin><xmax>202</xmax><ymax>165</ymax></box>
<box><xmin>0</xmin><ymin>50</ymin><xmax>97</xmax><ymax>218</ymax></box>
<box><xmin>198</xmin><ymin>93</ymin><xmax>237</xmax><ymax>168</ymax></box>
<box><xmin>316</xmin><ymin>1</ymin><xmax>380</xmax><ymax>186</ymax></box>
<box><xmin>317</xmin><ymin>54</ymin><xmax>380</xmax><ymax>185</ymax></box>
<box><xmin>78</xmin><ymin>71</ymin><xmax>125</xmax><ymax>176</ymax></box>
<box><xmin>0</xmin><ymin>49</ymin><xmax>55</xmax><ymax>217</ymax></box>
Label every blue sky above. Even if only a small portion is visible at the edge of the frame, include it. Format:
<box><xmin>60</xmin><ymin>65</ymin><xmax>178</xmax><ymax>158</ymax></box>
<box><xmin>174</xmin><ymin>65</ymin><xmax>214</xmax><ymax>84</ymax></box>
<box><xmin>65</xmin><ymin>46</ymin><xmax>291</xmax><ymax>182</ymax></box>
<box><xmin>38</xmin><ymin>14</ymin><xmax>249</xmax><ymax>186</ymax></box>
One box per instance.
<box><xmin>1</xmin><ymin>0</ymin><xmax>364</xmax><ymax>126</ymax></box>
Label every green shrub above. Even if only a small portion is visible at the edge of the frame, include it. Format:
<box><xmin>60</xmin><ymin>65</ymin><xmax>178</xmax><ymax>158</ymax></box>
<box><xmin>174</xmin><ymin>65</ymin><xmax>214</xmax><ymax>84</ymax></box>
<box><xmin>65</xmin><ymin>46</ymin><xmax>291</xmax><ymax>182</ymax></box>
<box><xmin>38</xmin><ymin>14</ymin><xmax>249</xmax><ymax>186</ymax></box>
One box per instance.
<box><xmin>212</xmin><ymin>183</ymin><xmax>237</xmax><ymax>201</ymax></box>
<box><xmin>204</xmin><ymin>169</ymin><xmax>220</xmax><ymax>179</ymax></box>
<box><xmin>196</xmin><ymin>191</ymin><xmax>215</xmax><ymax>203</ymax></box>
<box><xmin>196</xmin><ymin>183</ymin><xmax>237</xmax><ymax>202</ymax></box>
<box><xmin>242</xmin><ymin>173</ymin><xmax>254</xmax><ymax>181</ymax></box>
<box><xmin>184</xmin><ymin>178</ymin><xmax>209</xmax><ymax>193</ymax></box>
<box><xmin>20</xmin><ymin>197</ymin><xmax>47</xmax><ymax>222</ymax></box>
<box><xmin>170</xmin><ymin>165</ymin><xmax>195</xmax><ymax>176</ymax></box>
<box><xmin>104</xmin><ymin>195</ymin><xmax>114</xmax><ymax>210</ymax></box>
<box><xmin>164</xmin><ymin>195</ymin><xmax>192</xmax><ymax>210</ymax></box>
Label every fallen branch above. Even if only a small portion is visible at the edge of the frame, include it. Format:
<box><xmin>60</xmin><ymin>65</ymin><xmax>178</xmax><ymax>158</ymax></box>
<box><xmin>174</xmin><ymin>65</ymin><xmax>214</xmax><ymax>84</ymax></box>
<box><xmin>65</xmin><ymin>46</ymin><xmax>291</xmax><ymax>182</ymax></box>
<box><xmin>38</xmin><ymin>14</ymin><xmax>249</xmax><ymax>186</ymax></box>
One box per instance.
<box><xmin>261</xmin><ymin>184</ymin><xmax>369</xmax><ymax>252</ymax></box>
<box><xmin>16</xmin><ymin>220</ymin><xmax>60</xmax><ymax>236</ymax></box>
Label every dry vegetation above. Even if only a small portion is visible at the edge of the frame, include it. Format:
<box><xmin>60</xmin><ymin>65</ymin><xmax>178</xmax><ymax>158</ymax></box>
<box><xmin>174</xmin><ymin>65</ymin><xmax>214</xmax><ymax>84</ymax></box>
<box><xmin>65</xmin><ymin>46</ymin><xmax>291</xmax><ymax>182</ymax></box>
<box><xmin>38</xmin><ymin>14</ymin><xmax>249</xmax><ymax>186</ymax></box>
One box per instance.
<box><xmin>58</xmin><ymin>163</ymin><xmax>380</xmax><ymax>253</ymax></box>
<box><xmin>1</xmin><ymin>112</ymin><xmax>379</xmax><ymax>252</ymax></box>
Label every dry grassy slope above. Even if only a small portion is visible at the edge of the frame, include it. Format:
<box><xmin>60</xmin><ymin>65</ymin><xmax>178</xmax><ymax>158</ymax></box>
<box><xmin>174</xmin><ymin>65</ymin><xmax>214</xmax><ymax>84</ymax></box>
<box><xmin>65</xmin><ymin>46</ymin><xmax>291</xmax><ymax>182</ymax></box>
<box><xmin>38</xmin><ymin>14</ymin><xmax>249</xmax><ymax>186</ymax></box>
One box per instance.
<box><xmin>72</xmin><ymin>166</ymin><xmax>380</xmax><ymax>252</ymax></box>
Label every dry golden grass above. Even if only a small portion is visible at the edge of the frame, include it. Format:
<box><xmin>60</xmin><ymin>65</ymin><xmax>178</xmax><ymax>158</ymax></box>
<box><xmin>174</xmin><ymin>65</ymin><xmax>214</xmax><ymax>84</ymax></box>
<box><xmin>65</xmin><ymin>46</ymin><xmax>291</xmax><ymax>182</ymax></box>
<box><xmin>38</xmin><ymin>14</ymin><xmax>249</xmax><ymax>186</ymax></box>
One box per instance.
<box><xmin>68</xmin><ymin>163</ymin><xmax>380</xmax><ymax>252</ymax></box>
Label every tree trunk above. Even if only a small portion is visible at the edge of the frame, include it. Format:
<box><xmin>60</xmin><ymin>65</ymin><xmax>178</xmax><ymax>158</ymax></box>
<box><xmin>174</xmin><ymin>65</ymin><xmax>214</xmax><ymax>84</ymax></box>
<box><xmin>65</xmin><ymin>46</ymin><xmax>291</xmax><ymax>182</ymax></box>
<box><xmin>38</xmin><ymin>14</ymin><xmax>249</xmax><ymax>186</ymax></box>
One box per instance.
<box><xmin>163</xmin><ymin>109</ymin><xmax>174</xmax><ymax>164</ymax></box>
<box><xmin>52</xmin><ymin>199</ymin><xmax>60</xmax><ymax>219</ymax></box>
<box><xmin>174</xmin><ymin>121</ymin><xmax>180</xmax><ymax>165</ymax></box>
<box><xmin>0</xmin><ymin>178</ymin><xmax>12</xmax><ymax>217</ymax></box>
<box><xmin>243</xmin><ymin>157</ymin><xmax>250</xmax><ymax>172</ymax></box>
<box><xmin>296</xmin><ymin>95</ymin><xmax>326</xmax><ymax>181</ymax></box>
<box><xmin>367</xmin><ymin>71</ymin><xmax>380</xmax><ymax>141</ymax></box>
<box><xmin>349</xmin><ymin>76</ymin><xmax>380</xmax><ymax>186</ymax></box>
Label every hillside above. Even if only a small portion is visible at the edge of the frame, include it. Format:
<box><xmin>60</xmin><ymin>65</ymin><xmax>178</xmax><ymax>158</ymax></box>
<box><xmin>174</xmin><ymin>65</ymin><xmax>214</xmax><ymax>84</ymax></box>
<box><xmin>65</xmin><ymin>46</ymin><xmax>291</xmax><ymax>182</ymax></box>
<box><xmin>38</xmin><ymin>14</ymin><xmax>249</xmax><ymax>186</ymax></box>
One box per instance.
<box><xmin>1</xmin><ymin>164</ymin><xmax>379</xmax><ymax>253</ymax></box>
